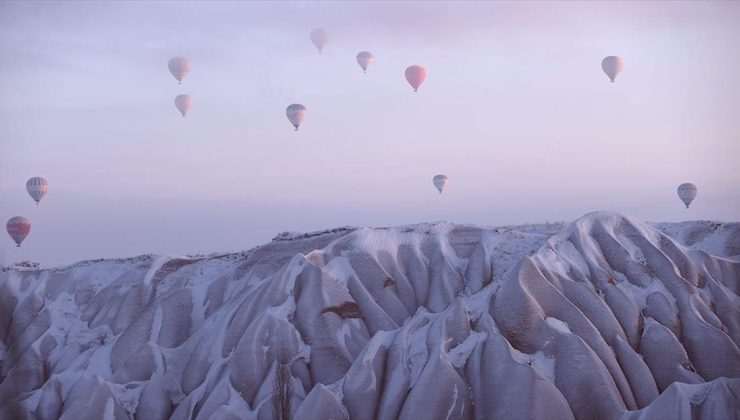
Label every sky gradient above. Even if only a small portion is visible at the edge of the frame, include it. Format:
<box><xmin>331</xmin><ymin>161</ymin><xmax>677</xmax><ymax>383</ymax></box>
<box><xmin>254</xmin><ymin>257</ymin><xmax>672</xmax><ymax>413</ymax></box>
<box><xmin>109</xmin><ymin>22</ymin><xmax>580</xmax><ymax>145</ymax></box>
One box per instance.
<box><xmin>1</xmin><ymin>1</ymin><xmax>739</xmax><ymax>266</ymax></box>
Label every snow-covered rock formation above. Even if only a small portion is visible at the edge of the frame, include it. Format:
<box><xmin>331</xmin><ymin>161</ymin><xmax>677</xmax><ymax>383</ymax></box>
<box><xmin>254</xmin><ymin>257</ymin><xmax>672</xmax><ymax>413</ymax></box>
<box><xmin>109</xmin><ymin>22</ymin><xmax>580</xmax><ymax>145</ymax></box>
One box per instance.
<box><xmin>1</xmin><ymin>212</ymin><xmax>738</xmax><ymax>419</ymax></box>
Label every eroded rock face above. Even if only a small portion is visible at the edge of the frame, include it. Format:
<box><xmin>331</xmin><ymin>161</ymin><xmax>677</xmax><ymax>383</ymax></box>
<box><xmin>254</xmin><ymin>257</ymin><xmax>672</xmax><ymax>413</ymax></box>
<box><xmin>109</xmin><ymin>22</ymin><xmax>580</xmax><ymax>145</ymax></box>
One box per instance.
<box><xmin>1</xmin><ymin>212</ymin><xmax>738</xmax><ymax>419</ymax></box>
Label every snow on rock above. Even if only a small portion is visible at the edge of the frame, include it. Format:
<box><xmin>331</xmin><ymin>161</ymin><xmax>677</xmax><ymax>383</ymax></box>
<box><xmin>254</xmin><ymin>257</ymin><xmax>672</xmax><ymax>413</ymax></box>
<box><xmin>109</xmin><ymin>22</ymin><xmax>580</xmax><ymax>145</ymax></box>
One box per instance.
<box><xmin>621</xmin><ymin>377</ymin><xmax>740</xmax><ymax>420</ymax></box>
<box><xmin>0</xmin><ymin>212</ymin><xmax>738</xmax><ymax>419</ymax></box>
<box><xmin>294</xmin><ymin>383</ymin><xmax>347</xmax><ymax>420</ymax></box>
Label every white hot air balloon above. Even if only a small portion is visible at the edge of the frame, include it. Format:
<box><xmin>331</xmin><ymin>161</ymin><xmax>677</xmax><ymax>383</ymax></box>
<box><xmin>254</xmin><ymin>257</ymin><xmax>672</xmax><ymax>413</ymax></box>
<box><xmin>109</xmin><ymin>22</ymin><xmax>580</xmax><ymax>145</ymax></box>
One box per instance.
<box><xmin>677</xmin><ymin>183</ymin><xmax>698</xmax><ymax>209</ymax></box>
<box><xmin>26</xmin><ymin>177</ymin><xmax>48</xmax><ymax>205</ymax></box>
<box><xmin>7</xmin><ymin>216</ymin><xmax>31</xmax><ymax>247</ymax></box>
<box><xmin>433</xmin><ymin>175</ymin><xmax>448</xmax><ymax>194</ymax></box>
<box><xmin>405</xmin><ymin>65</ymin><xmax>427</xmax><ymax>92</ymax></box>
<box><xmin>310</xmin><ymin>28</ymin><xmax>328</xmax><ymax>53</ymax></box>
<box><xmin>356</xmin><ymin>51</ymin><xmax>374</xmax><ymax>73</ymax></box>
<box><xmin>174</xmin><ymin>94</ymin><xmax>192</xmax><ymax>117</ymax></box>
<box><xmin>601</xmin><ymin>56</ymin><xmax>624</xmax><ymax>82</ymax></box>
<box><xmin>286</xmin><ymin>104</ymin><xmax>307</xmax><ymax>131</ymax></box>
<box><xmin>168</xmin><ymin>57</ymin><xmax>192</xmax><ymax>84</ymax></box>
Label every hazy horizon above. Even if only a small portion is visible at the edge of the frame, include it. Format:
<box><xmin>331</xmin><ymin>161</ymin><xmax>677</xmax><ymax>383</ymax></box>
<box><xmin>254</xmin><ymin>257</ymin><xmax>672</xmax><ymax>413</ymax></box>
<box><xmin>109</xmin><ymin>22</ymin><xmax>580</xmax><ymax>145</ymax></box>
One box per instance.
<box><xmin>1</xmin><ymin>1</ymin><xmax>739</xmax><ymax>266</ymax></box>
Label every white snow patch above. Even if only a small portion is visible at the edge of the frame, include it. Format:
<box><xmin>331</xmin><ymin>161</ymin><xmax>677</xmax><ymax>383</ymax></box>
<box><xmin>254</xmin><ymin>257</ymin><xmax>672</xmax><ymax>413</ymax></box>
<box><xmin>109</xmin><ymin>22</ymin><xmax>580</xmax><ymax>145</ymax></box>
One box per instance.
<box><xmin>445</xmin><ymin>383</ymin><xmax>459</xmax><ymax>420</ymax></box>
<box><xmin>530</xmin><ymin>351</ymin><xmax>556</xmax><ymax>383</ymax></box>
<box><xmin>511</xmin><ymin>348</ymin><xmax>556</xmax><ymax>383</ymax></box>
<box><xmin>546</xmin><ymin>317</ymin><xmax>572</xmax><ymax>335</ymax></box>
<box><xmin>447</xmin><ymin>331</ymin><xmax>487</xmax><ymax>368</ymax></box>
<box><xmin>142</xmin><ymin>255</ymin><xmax>169</xmax><ymax>286</ymax></box>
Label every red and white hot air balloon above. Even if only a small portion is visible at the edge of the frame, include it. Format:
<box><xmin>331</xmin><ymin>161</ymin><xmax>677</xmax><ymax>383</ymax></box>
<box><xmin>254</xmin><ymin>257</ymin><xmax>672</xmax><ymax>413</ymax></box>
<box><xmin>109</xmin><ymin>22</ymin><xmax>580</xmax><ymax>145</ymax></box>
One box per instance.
<box><xmin>7</xmin><ymin>216</ymin><xmax>31</xmax><ymax>247</ymax></box>
<box><xmin>26</xmin><ymin>177</ymin><xmax>48</xmax><ymax>205</ymax></box>
<box><xmin>405</xmin><ymin>65</ymin><xmax>427</xmax><ymax>92</ymax></box>
<box><xmin>174</xmin><ymin>94</ymin><xmax>192</xmax><ymax>117</ymax></box>
<box><xmin>168</xmin><ymin>57</ymin><xmax>192</xmax><ymax>84</ymax></box>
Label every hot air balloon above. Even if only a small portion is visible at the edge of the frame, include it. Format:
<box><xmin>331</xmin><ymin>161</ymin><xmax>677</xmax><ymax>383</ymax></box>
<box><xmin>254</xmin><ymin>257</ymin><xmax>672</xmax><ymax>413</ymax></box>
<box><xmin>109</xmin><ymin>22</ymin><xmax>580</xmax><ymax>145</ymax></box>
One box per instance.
<box><xmin>174</xmin><ymin>94</ymin><xmax>192</xmax><ymax>117</ymax></box>
<box><xmin>7</xmin><ymin>216</ymin><xmax>31</xmax><ymax>247</ymax></box>
<box><xmin>677</xmin><ymin>183</ymin><xmax>698</xmax><ymax>209</ymax></box>
<box><xmin>356</xmin><ymin>51</ymin><xmax>374</xmax><ymax>73</ymax></box>
<box><xmin>310</xmin><ymin>28</ymin><xmax>328</xmax><ymax>53</ymax></box>
<box><xmin>286</xmin><ymin>104</ymin><xmax>307</xmax><ymax>131</ymax></box>
<box><xmin>168</xmin><ymin>57</ymin><xmax>192</xmax><ymax>84</ymax></box>
<box><xmin>433</xmin><ymin>175</ymin><xmax>448</xmax><ymax>194</ymax></box>
<box><xmin>405</xmin><ymin>65</ymin><xmax>427</xmax><ymax>92</ymax></box>
<box><xmin>26</xmin><ymin>177</ymin><xmax>48</xmax><ymax>205</ymax></box>
<box><xmin>601</xmin><ymin>56</ymin><xmax>624</xmax><ymax>82</ymax></box>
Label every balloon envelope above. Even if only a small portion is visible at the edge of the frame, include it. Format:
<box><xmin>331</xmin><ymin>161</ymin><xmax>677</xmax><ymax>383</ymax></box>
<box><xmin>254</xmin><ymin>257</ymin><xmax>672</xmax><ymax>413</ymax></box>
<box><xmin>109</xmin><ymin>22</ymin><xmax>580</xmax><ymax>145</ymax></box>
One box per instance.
<box><xmin>433</xmin><ymin>175</ymin><xmax>448</xmax><ymax>194</ymax></box>
<box><xmin>356</xmin><ymin>51</ymin><xmax>374</xmax><ymax>73</ymax></box>
<box><xmin>677</xmin><ymin>183</ymin><xmax>698</xmax><ymax>208</ymax></box>
<box><xmin>26</xmin><ymin>177</ymin><xmax>48</xmax><ymax>204</ymax></box>
<box><xmin>310</xmin><ymin>28</ymin><xmax>328</xmax><ymax>53</ymax></box>
<box><xmin>286</xmin><ymin>104</ymin><xmax>307</xmax><ymax>130</ymax></box>
<box><xmin>168</xmin><ymin>57</ymin><xmax>192</xmax><ymax>84</ymax></box>
<box><xmin>174</xmin><ymin>94</ymin><xmax>192</xmax><ymax>117</ymax></box>
<box><xmin>405</xmin><ymin>65</ymin><xmax>427</xmax><ymax>92</ymax></box>
<box><xmin>7</xmin><ymin>216</ymin><xmax>31</xmax><ymax>247</ymax></box>
<box><xmin>601</xmin><ymin>56</ymin><xmax>624</xmax><ymax>82</ymax></box>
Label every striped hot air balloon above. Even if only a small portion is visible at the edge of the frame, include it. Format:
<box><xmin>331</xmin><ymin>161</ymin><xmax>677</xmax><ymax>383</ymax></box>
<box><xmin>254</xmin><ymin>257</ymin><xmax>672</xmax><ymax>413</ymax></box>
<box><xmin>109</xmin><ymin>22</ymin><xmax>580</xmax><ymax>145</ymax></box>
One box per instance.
<box><xmin>433</xmin><ymin>175</ymin><xmax>448</xmax><ymax>194</ymax></box>
<box><xmin>26</xmin><ymin>177</ymin><xmax>48</xmax><ymax>205</ymax></box>
<box><xmin>7</xmin><ymin>216</ymin><xmax>31</xmax><ymax>247</ymax></box>
<box><xmin>677</xmin><ymin>183</ymin><xmax>698</xmax><ymax>209</ymax></box>
<box><xmin>168</xmin><ymin>57</ymin><xmax>192</xmax><ymax>84</ymax></box>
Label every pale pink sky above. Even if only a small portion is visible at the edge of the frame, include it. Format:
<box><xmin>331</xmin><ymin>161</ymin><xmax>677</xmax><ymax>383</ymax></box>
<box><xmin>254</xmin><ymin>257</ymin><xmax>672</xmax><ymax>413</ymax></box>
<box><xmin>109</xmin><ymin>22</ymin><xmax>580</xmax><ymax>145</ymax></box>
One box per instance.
<box><xmin>1</xmin><ymin>1</ymin><xmax>739</xmax><ymax>265</ymax></box>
